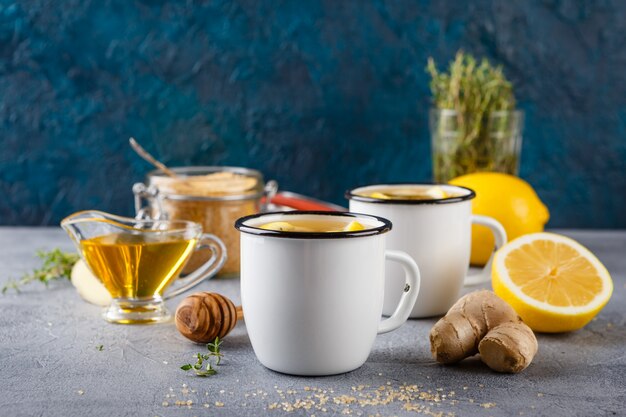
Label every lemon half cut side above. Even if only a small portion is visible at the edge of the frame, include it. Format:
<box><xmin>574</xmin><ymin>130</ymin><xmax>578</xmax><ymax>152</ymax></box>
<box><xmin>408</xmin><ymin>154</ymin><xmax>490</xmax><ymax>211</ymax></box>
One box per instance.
<box><xmin>492</xmin><ymin>232</ymin><xmax>613</xmax><ymax>333</ymax></box>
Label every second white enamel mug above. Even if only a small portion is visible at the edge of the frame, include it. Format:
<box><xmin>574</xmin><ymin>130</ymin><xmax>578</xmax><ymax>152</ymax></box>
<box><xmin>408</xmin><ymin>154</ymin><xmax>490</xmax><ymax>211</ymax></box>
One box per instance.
<box><xmin>347</xmin><ymin>184</ymin><xmax>507</xmax><ymax>318</ymax></box>
<box><xmin>235</xmin><ymin>211</ymin><xmax>420</xmax><ymax>376</ymax></box>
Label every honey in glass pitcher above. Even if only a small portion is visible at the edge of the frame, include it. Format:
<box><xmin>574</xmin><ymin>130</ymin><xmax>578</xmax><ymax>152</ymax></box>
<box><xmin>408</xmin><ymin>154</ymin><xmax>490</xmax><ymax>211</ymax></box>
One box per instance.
<box><xmin>80</xmin><ymin>233</ymin><xmax>197</xmax><ymax>299</ymax></box>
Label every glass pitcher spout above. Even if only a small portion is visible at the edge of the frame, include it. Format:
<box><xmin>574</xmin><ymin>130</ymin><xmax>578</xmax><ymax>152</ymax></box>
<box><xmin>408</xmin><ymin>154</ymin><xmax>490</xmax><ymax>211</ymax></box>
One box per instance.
<box><xmin>61</xmin><ymin>210</ymin><xmax>202</xmax><ymax>244</ymax></box>
<box><xmin>62</xmin><ymin>210</ymin><xmax>127</xmax><ymax>246</ymax></box>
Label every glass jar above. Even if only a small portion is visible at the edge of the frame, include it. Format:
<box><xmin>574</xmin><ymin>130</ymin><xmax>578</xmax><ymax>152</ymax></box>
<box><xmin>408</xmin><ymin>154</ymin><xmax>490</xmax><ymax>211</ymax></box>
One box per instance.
<box><xmin>133</xmin><ymin>166</ymin><xmax>277</xmax><ymax>277</ymax></box>
<box><xmin>430</xmin><ymin>109</ymin><xmax>524</xmax><ymax>182</ymax></box>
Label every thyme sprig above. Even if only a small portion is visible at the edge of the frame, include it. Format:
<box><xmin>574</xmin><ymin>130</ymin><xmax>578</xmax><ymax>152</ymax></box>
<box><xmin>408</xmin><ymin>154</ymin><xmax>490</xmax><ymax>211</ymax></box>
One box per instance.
<box><xmin>2</xmin><ymin>249</ymin><xmax>79</xmax><ymax>294</ymax></box>
<box><xmin>181</xmin><ymin>337</ymin><xmax>223</xmax><ymax>377</ymax></box>
<box><xmin>427</xmin><ymin>50</ymin><xmax>515</xmax><ymax>115</ymax></box>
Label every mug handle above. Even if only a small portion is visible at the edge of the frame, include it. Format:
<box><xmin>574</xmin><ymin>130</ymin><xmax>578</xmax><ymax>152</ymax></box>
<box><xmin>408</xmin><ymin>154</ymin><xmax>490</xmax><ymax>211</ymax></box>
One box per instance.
<box><xmin>378</xmin><ymin>250</ymin><xmax>421</xmax><ymax>334</ymax></box>
<box><xmin>464</xmin><ymin>215</ymin><xmax>507</xmax><ymax>286</ymax></box>
<box><xmin>163</xmin><ymin>233</ymin><xmax>227</xmax><ymax>300</ymax></box>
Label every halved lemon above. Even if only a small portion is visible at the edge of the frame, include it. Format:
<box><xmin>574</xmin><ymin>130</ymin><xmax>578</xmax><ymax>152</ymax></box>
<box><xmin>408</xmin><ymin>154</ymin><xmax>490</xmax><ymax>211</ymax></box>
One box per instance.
<box><xmin>492</xmin><ymin>232</ymin><xmax>613</xmax><ymax>333</ymax></box>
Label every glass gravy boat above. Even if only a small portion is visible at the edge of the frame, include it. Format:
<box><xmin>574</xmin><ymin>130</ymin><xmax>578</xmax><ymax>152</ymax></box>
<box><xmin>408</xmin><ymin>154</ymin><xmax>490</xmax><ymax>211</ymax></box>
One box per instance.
<box><xmin>61</xmin><ymin>210</ymin><xmax>226</xmax><ymax>324</ymax></box>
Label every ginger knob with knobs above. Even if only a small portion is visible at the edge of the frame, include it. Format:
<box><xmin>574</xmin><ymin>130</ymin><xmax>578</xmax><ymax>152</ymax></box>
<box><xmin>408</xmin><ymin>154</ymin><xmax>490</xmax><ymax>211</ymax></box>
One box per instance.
<box><xmin>430</xmin><ymin>290</ymin><xmax>538</xmax><ymax>373</ymax></box>
<box><xmin>175</xmin><ymin>292</ymin><xmax>243</xmax><ymax>343</ymax></box>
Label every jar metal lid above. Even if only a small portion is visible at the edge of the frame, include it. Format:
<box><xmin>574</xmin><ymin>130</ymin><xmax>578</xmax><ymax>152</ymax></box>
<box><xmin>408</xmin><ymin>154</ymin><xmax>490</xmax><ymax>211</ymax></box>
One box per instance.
<box><xmin>147</xmin><ymin>166</ymin><xmax>266</xmax><ymax>202</ymax></box>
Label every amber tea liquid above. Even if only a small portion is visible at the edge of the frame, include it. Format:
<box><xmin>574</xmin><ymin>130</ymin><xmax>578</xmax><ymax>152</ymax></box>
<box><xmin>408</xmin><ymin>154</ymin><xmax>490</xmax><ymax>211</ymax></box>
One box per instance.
<box><xmin>80</xmin><ymin>233</ymin><xmax>197</xmax><ymax>299</ymax></box>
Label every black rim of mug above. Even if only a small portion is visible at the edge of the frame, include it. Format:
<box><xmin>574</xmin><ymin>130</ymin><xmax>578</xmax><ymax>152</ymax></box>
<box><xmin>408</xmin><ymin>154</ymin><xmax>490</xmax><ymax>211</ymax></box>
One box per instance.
<box><xmin>234</xmin><ymin>210</ymin><xmax>392</xmax><ymax>239</ymax></box>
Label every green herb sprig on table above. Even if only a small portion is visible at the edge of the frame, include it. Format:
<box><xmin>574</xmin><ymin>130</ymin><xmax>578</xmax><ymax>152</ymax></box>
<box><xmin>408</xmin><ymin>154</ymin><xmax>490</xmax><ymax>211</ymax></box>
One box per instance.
<box><xmin>181</xmin><ymin>337</ymin><xmax>224</xmax><ymax>377</ymax></box>
<box><xmin>2</xmin><ymin>249</ymin><xmax>79</xmax><ymax>294</ymax></box>
<box><xmin>427</xmin><ymin>50</ymin><xmax>518</xmax><ymax>181</ymax></box>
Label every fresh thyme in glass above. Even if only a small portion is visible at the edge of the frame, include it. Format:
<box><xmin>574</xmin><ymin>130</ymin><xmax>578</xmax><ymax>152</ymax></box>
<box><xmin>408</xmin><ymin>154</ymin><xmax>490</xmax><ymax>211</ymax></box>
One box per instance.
<box><xmin>181</xmin><ymin>337</ymin><xmax>224</xmax><ymax>377</ymax></box>
<box><xmin>2</xmin><ymin>249</ymin><xmax>79</xmax><ymax>294</ymax></box>
<box><xmin>428</xmin><ymin>50</ymin><xmax>520</xmax><ymax>182</ymax></box>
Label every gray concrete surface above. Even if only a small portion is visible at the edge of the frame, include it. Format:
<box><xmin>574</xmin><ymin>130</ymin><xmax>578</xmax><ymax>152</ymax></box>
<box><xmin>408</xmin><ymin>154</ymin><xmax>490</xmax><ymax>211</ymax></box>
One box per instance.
<box><xmin>0</xmin><ymin>228</ymin><xmax>624</xmax><ymax>417</ymax></box>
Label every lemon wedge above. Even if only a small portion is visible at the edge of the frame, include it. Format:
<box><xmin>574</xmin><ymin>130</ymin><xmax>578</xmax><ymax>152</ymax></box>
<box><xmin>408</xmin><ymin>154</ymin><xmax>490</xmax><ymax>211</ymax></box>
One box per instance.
<box><xmin>259</xmin><ymin>222</ymin><xmax>316</xmax><ymax>232</ymax></box>
<box><xmin>343</xmin><ymin>221</ymin><xmax>365</xmax><ymax>232</ymax></box>
<box><xmin>259</xmin><ymin>221</ymin><xmax>297</xmax><ymax>231</ymax></box>
<box><xmin>369</xmin><ymin>192</ymin><xmax>392</xmax><ymax>199</ymax></box>
<box><xmin>368</xmin><ymin>187</ymin><xmax>448</xmax><ymax>200</ymax></box>
<box><xmin>492</xmin><ymin>232</ymin><xmax>613</xmax><ymax>332</ymax></box>
<box><xmin>424</xmin><ymin>186</ymin><xmax>448</xmax><ymax>199</ymax></box>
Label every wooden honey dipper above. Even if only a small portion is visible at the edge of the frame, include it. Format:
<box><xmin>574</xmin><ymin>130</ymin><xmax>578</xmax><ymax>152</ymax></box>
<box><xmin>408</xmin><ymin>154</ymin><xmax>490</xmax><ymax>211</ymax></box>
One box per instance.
<box><xmin>175</xmin><ymin>292</ymin><xmax>243</xmax><ymax>343</ymax></box>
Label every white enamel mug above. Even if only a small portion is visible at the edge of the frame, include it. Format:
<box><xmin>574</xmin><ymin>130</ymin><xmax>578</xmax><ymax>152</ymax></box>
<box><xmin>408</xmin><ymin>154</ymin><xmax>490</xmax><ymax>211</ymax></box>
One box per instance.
<box><xmin>347</xmin><ymin>184</ymin><xmax>507</xmax><ymax>318</ymax></box>
<box><xmin>235</xmin><ymin>211</ymin><xmax>420</xmax><ymax>376</ymax></box>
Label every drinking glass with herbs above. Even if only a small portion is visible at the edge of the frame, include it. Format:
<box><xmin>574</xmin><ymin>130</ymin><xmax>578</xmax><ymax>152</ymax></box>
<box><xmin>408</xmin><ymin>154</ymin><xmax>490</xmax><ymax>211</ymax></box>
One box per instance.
<box><xmin>428</xmin><ymin>50</ymin><xmax>523</xmax><ymax>182</ymax></box>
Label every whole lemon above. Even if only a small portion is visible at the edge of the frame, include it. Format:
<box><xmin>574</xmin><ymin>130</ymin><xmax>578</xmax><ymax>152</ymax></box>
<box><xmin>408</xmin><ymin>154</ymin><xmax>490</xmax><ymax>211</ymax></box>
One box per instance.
<box><xmin>449</xmin><ymin>172</ymin><xmax>550</xmax><ymax>265</ymax></box>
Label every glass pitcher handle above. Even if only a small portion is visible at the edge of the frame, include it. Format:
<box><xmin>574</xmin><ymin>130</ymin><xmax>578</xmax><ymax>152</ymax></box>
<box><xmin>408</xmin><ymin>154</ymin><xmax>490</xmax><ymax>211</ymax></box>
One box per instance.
<box><xmin>261</xmin><ymin>180</ymin><xmax>278</xmax><ymax>212</ymax></box>
<box><xmin>163</xmin><ymin>233</ymin><xmax>227</xmax><ymax>300</ymax></box>
<box><xmin>133</xmin><ymin>182</ymin><xmax>166</xmax><ymax>220</ymax></box>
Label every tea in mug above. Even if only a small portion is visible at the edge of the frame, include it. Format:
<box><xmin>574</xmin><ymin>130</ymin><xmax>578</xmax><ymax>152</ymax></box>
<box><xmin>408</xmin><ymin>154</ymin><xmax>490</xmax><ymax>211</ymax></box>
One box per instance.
<box><xmin>358</xmin><ymin>186</ymin><xmax>457</xmax><ymax>200</ymax></box>
<box><xmin>259</xmin><ymin>219</ymin><xmax>366</xmax><ymax>233</ymax></box>
<box><xmin>80</xmin><ymin>233</ymin><xmax>197</xmax><ymax>299</ymax></box>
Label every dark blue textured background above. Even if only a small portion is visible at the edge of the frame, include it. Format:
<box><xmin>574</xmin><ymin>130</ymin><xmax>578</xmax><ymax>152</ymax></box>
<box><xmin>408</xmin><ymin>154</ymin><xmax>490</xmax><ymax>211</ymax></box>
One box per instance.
<box><xmin>1</xmin><ymin>0</ymin><xmax>625</xmax><ymax>227</ymax></box>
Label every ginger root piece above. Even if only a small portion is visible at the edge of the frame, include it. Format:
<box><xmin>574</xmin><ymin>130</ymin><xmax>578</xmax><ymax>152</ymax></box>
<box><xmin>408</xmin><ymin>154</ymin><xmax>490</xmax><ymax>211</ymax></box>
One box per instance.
<box><xmin>429</xmin><ymin>290</ymin><xmax>538</xmax><ymax>373</ymax></box>
<box><xmin>430</xmin><ymin>290</ymin><xmax>520</xmax><ymax>363</ymax></box>
<box><xmin>478</xmin><ymin>322</ymin><xmax>538</xmax><ymax>373</ymax></box>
